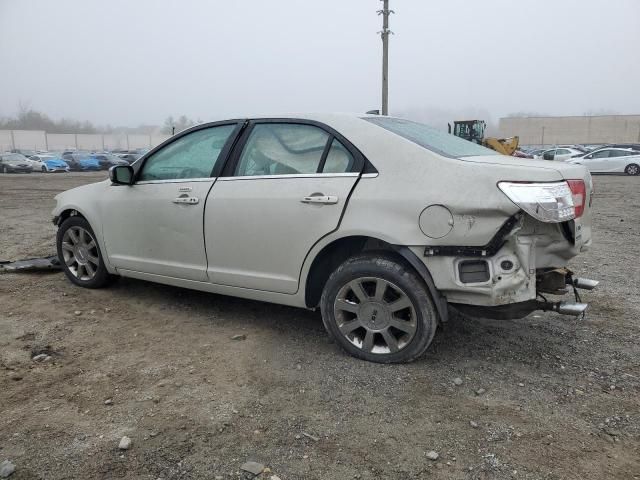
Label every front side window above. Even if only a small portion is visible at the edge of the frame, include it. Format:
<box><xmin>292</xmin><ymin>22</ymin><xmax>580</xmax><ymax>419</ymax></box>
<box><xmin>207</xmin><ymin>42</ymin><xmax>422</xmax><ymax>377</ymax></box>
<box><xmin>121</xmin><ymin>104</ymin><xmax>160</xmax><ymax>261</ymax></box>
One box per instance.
<box><xmin>364</xmin><ymin>117</ymin><xmax>499</xmax><ymax>158</ymax></box>
<box><xmin>235</xmin><ymin>123</ymin><xmax>329</xmax><ymax>176</ymax></box>
<box><xmin>591</xmin><ymin>150</ymin><xmax>610</xmax><ymax>159</ymax></box>
<box><xmin>139</xmin><ymin>124</ymin><xmax>236</xmax><ymax>181</ymax></box>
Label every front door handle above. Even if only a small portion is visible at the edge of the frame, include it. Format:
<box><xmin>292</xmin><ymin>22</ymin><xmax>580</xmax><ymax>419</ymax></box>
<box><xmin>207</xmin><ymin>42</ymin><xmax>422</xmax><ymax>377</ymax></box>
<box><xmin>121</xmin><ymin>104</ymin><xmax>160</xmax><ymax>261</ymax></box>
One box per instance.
<box><xmin>173</xmin><ymin>196</ymin><xmax>199</xmax><ymax>205</ymax></box>
<box><xmin>301</xmin><ymin>195</ymin><xmax>338</xmax><ymax>205</ymax></box>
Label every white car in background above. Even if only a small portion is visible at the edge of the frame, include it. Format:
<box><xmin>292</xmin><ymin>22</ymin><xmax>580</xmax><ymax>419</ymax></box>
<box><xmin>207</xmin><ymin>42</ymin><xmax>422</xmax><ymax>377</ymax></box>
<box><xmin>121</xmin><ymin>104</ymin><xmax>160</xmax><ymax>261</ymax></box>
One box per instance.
<box><xmin>538</xmin><ymin>147</ymin><xmax>585</xmax><ymax>161</ymax></box>
<box><xmin>568</xmin><ymin>148</ymin><xmax>640</xmax><ymax>175</ymax></box>
<box><xmin>27</xmin><ymin>154</ymin><xmax>71</xmax><ymax>172</ymax></box>
<box><xmin>22</xmin><ymin>155</ymin><xmax>44</xmax><ymax>171</ymax></box>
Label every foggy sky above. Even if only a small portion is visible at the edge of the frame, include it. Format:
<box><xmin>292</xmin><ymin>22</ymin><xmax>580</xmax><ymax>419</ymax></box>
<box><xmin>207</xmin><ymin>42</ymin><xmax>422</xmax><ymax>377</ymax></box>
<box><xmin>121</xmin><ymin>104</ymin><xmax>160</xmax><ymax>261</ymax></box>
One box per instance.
<box><xmin>1</xmin><ymin>0</ymin><xmax>639</xmax><ymax>127</ymax></box>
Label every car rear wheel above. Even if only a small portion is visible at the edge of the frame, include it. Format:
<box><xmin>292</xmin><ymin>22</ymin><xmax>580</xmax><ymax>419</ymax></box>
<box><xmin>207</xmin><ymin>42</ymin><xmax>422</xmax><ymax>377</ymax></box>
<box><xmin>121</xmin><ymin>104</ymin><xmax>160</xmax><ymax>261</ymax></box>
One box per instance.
<box><xmin>320</xmin><ymin>254</ymin><xmax>439</xmax><ymax>363</ymax></box>
<box><xmin>2</xmin><ymin>166</ymin><xmax>8</xmax><ymax>173</ymax></box>
<box><xmin>624</xmin><ymin>163</ymin><xmax>640</xmax><ymax>175</ymax></box>
<box><xmin>41</xmin><ymin>166</ymin><xmax>47</xmax><ymax>172</ymax></box>
<box><xmin>56</xmin><ymin>216</ymin><xmax>115</xmax><ymax>288</ymax></box>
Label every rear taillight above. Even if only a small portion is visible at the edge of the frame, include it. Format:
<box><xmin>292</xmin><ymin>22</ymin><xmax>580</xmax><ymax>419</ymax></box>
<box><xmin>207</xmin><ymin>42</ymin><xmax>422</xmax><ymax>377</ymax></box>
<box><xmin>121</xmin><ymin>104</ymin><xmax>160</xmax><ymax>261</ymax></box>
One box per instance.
<box><xmin>498</xmin><ymin>181</ymin><xmax>575</xmax><ymax>223</ymax></box>
<box><xmin>566</xmin><ymin>179</ymin><xmax>586</xmax><ymax>218</ymax></box>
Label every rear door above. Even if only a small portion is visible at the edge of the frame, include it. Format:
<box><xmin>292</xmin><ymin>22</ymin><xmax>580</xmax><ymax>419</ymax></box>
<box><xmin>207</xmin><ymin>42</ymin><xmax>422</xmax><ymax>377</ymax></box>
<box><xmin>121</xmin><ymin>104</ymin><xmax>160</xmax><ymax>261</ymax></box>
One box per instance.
<box><xmin>100</xmin><ymin>122</ymin><xmax>241</xmax><ymax>281</ymax></box>
<box><xmin>606</xmin><ymin>150</ymin><xmax>635</xmax><ymax>173</ymax></box>
<box><xmin>204</xmin><ymin>120</ymin><xmax>363</xmax><ymax>294</ymax></box>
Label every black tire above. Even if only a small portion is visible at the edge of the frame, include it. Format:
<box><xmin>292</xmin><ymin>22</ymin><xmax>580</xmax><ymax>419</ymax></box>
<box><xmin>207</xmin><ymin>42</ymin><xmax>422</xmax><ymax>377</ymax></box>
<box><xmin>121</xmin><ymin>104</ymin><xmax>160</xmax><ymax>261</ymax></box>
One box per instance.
<box><xmin>56</xmin><ymin>216</ymin><xmax>116</xmax><ymax>288</ymax></box>
<box><xmin>624</xmin><ymin>163</ymin><xmax>640</xmax><ymax>176</ymax></box>
<box><xmin>41</xmin><ymin>166</ymin><xmax>47</xmax><ymax>172</ymax></box>
<box><xmin>2</xmin><ymin>166</ymin><xmax>8</xmax><ymax>173</ymax></box>
<box><xmin>320</xmin><ymin>253</ymin><xmax>439</xmax><ymax>363</ymax></box>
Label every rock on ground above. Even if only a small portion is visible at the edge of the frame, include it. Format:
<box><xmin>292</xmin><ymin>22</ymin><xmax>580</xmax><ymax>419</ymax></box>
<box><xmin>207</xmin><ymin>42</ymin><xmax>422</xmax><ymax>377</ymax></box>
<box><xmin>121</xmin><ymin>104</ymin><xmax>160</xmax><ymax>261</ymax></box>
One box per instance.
<box><xmin>0</xmin><ymin>460</ymin><xmax>15</xmax><ymax>478</ymax></box>
<box><xmin>118</xmin><ymin>436</ymin><xmax>132</xmax><ymax>450</ymax></box>
<box><xmin>240</xmin><ymin>461</ymin><xmax>265</xmax><ymax>475</ymax></box>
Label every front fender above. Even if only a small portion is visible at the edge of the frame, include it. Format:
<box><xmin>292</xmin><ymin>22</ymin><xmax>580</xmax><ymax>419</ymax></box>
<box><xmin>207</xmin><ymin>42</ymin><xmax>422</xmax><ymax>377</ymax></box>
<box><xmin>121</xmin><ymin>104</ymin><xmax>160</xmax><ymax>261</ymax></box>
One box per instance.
<box><xmin>52</xmin><ymin>182</ymin><xmax>116</xmax><ymax>274</ymax></box>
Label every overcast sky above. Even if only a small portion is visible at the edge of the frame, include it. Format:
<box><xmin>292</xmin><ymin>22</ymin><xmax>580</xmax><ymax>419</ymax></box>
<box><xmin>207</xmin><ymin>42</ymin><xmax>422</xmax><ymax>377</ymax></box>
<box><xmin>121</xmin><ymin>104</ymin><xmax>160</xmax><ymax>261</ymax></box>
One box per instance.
<box><xmin>1</xmin><ymin>0</ymin><xmax>639</xmax><ymax>127</ymax></box>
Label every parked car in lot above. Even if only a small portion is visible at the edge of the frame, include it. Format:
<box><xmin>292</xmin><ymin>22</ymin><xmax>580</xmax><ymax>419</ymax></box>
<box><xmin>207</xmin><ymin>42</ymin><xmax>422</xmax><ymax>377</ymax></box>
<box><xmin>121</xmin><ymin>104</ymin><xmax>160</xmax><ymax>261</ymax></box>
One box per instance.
<box><xmin>1</xmin><ymin>153</ymin><xmax>33</xmax><ymax>173</ymax></box>
<box><xmin>61</xmin><ymin>153</ymin><xmax>101</xmax><ymax>171</ymax></box>
<box><xmin>568</xmin><ymin>147</ymin><xmax>640</xmax><ymax>175</ymax></box>
<box><xmin>538</xmin><ymin>147</ymin><xmax>585</xmax><ymax>161</ymax></box>
<box><xmin>117</xmin><ymin>152</ymin><xmax>142</xmax><ymax>164</ymax></box>
<box><xmin>513</xmin><ymin>150</ymin><xmax>533</xmax><ymax>158</ymax></box>
<box><xmin>52</xmin><ymin>114</ymin><xmax>597</xmax><ymax>363</ymax></box>
<box><xmin>10</xmin><ymin>148</ymin><xmax>38</xmax><ymax>158</ymax></box>
<box><xmin>91</xmin><ymin>153</ymin><xmax>130</xmax><ymax>170</ymax></box>
<box><xmin>28</xmin><ymin>154</ymin><xmax>70</xmax><ymax>172</ymax></box>
<box><xmin>526</xmin><ymin>148</ymin><xmax>546</xmax><ymax>158</ymax></box>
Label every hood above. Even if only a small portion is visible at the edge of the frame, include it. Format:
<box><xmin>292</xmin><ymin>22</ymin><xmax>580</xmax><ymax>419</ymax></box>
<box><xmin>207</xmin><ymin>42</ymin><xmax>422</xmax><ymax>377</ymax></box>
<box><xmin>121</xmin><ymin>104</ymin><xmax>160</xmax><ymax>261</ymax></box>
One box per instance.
<box><xmin>3</xmin><ymin>159</ymin><xmax>29</xmax><ymax>166</ymax></box>
<box><xmin>45</xmin><ymin>159</ymin><xmax>68</xmax><ymax>167</ymax></box>
<box><xmin>460</xmin><ymin>154</ymin><xmax>589</xmax><ymax>180</ymax></box>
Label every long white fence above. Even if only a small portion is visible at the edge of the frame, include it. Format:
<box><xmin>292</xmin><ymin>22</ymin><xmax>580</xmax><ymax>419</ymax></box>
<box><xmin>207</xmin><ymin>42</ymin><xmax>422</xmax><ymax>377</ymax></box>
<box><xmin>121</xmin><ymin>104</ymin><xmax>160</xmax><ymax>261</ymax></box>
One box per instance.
<box><xmin>0</xmin><ymin>130</ymin><xmax>171</xmax><ymax>152</ymax></box>
<box><xmin>499</xmin><ymin>115</ymin><xmax>640</xmax><ymax>146</ymax></box>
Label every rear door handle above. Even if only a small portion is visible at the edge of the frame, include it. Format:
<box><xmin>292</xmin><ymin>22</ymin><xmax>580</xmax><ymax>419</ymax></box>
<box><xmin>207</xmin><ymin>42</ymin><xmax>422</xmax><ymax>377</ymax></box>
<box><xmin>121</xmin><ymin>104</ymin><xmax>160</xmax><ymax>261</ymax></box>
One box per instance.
<box><xmin>173</xmin><ymin>196</ymin><xmax>199</xmax><ymax>205</ymax></box>
<box><xmin>301</xmin><ymin>195</ymin><xmax>338</xmax><ymax>205</ymax></box>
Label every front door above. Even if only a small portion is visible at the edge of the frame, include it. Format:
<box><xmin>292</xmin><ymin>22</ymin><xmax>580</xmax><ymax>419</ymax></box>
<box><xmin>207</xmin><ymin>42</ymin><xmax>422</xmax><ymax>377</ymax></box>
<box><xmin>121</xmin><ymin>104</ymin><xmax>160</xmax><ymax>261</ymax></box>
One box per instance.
<box><xmin>204</xmin><ymin>121</ymin><xmax>362</xmax><ymax>294</ymax></box>
<box><xmin>101</xmin><ymin>123</ymin><xmax>239</xmax><ymax>281</ymax></box>
<box><xmin>582</xmin><ymin>149</ymin><xmax>611</xmax><ymax>172</ymax></box>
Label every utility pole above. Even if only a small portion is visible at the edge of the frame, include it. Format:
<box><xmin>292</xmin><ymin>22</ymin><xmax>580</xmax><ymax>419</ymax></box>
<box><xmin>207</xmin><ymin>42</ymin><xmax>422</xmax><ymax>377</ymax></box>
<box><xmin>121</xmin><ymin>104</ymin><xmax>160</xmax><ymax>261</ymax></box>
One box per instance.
<box><xmin>378</xmin><ymin>0</ymin><xmax>393</xmax><ymax>116</ymax></box>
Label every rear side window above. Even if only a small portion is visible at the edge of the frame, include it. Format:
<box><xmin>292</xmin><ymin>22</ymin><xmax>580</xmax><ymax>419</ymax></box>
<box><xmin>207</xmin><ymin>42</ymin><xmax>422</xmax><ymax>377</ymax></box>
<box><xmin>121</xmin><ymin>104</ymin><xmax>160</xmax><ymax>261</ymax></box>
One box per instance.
<box><xmin>323</xmin><ymin>138</ymin><xmax>354</xmax><ymax>173</ymax></box>
<box><xmin>363</xmin><ymin>117</ymin><xmax>499</xmax><ymax>158</ymax></box>
<box><xmin>235</xmin><ymin>123</ymin><xmax>329</xmax><ymax>176</ymax></box>
<box><xmin>609</xmin><ymin>150</ymin><xmax>631</xmax><ymax>157</ymax></box>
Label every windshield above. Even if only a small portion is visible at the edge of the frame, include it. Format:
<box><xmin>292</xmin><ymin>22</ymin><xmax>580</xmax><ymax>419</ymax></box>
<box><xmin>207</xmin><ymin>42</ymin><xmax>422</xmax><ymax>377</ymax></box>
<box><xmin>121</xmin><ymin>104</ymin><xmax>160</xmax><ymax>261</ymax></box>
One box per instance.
<box><xmin>4</xmin><ymin>153</ymin><xmax>27</xmax><ymax>161</ymax></box>
<box><xmin>363</xmin><ymin>117</ymin><xmax>499</xmax><ymax>158</ymax></box>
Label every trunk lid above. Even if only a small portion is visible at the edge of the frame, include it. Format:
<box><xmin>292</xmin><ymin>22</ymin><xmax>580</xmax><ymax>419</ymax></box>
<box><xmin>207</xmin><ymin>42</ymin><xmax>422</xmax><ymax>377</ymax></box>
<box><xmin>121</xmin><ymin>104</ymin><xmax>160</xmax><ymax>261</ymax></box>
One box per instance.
<box><xmin>461</xmin><ymin>154</ymin><xmax>588</xmax><ymax>180</ymax></box>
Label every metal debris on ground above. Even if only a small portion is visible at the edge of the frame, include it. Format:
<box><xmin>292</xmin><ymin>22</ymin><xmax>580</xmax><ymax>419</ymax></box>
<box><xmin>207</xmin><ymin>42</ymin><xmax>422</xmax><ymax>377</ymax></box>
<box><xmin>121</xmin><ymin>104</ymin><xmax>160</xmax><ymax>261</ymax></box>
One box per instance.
<box><xmin>0</xmin><ymin>256</ymin><xmax>61</xmax><ymax>273</ymax></box>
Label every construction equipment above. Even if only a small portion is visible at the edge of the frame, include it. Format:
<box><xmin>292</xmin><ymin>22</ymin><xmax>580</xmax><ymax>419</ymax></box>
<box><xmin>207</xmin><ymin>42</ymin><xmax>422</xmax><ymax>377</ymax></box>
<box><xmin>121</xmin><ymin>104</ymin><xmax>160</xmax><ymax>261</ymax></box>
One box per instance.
<box><xmin>448</xmin><ymin>120</ymin><xmax>520</xmax><ymax>156</ymax></box>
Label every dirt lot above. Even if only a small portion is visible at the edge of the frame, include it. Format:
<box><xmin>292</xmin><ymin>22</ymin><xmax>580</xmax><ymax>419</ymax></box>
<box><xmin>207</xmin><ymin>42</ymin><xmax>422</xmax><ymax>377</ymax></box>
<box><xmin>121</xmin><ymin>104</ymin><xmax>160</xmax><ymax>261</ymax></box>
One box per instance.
<box><xmin>1</xmin><ymin>172</ymin><xmax>639</xmax><ymax>480</ymax></box>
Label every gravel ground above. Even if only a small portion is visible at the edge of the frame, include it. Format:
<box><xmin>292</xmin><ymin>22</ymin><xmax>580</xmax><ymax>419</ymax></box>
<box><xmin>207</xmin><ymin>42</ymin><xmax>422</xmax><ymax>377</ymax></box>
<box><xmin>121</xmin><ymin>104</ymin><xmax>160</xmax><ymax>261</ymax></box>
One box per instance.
<box><xmin>0</xmin><ymin>172</ymin><xmax>639</xmax><ymax>480</ymax></box>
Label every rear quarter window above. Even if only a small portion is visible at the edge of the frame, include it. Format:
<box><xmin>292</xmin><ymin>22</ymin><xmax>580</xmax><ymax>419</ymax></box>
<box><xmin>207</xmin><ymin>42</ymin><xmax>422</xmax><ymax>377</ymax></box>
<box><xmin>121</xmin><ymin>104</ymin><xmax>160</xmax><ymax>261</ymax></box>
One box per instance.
<box><xmin>363</xmin><ymin>117</ymin><xmax>499</xmax><ymax>158</ymax></box>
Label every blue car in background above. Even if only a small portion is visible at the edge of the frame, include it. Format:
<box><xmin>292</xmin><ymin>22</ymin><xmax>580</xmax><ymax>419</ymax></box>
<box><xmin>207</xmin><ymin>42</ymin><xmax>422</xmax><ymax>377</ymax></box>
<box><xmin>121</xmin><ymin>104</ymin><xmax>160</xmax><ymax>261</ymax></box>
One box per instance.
<box><xmin>29</xmin><ymin>154</ymin><xmax>70</xmax><ymax>172</ymax></box>
<box><xmin>61</xmin><ymin>152</ymin><xmax>101</xmax><ymax>171</ymax></box>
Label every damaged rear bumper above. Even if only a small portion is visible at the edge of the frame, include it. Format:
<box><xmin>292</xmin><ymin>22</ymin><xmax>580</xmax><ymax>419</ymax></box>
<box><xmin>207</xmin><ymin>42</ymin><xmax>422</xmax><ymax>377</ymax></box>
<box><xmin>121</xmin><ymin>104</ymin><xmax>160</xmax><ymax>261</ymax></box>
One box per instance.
<box><xmin>411</xmin><ymin>214</ymin><xmax>597</xmax><ymax>319</ymax></box>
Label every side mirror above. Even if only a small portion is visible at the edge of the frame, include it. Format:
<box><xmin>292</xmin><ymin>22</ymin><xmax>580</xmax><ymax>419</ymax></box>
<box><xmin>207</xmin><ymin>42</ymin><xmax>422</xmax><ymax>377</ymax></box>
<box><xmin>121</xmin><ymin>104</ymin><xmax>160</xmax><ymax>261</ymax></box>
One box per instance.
<box><xmin>109</xmin><ymin>165</ymin><xmax>134</xmax><ymax>185</ymax></box>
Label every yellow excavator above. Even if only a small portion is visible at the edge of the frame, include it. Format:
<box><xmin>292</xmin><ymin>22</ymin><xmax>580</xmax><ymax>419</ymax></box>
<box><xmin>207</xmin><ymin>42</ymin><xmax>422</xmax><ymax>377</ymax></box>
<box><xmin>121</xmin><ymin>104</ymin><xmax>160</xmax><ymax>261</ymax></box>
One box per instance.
<box><xmin>448</xmin><ymin>120</ymin><xmax>519</xmax><ymax>155</ymax></box>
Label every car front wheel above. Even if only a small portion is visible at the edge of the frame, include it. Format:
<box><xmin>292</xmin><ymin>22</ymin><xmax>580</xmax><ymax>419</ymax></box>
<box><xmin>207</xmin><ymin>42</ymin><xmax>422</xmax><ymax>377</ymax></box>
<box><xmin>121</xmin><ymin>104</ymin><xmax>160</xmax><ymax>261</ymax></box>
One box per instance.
<box><xmin>56</xmin><ymin>216</ymin><xmax>115</xmax><ymax>288</ymax></box>
<box><xmin>624</xmin><ymin>163</ymin><xmax>640</xmax><ymax>176</ymax></box>
<box><xmin>320</xmin><ymin>254</ymin><xmax>439</xmax><ymax>363</ymax></box>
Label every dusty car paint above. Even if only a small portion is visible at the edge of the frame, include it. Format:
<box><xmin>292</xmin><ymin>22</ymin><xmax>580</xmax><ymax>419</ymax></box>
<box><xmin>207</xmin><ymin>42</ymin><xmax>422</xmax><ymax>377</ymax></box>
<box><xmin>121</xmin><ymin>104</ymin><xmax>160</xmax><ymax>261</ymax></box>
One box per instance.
<box><xmin>52</xmin><ymin>114</ymin><xmax>593</xmax><ymax>314</ymax></box>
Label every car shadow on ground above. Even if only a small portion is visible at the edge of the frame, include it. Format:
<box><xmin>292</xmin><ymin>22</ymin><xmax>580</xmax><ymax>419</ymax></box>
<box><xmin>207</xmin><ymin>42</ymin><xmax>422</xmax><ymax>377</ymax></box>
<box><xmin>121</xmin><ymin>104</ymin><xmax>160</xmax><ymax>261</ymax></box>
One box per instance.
<box><xmin>104</xmin><ymin>276</ymin><xmax>580</xmax><ymax>367</ymax></box>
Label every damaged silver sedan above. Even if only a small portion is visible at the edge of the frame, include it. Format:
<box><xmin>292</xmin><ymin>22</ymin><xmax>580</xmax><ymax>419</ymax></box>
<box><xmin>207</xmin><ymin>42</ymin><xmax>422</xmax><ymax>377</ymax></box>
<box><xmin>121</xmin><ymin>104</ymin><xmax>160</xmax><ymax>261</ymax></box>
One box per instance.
<box><xmin>52</xmin><ymin>114</ymin><xmax>598</xmax><ymax>363</ymax></box>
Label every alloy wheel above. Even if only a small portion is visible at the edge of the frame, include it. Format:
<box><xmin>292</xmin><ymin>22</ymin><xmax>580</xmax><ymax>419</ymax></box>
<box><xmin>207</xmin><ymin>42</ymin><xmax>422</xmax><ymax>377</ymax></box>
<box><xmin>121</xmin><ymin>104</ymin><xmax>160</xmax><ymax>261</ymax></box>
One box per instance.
<box><xmin>626</xmin><ymin>164</ymin><xmax>639</xmax><ymax>175</ymax></box>
<box><xmin>60</xmin><ymin>226</ymin><xmax>100</xmax><ymax>281</ymax></box>
<box><xmin>333</xmin><ymin>277</ymin><xmax>418</xmax><ymax>355</ymax></box>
